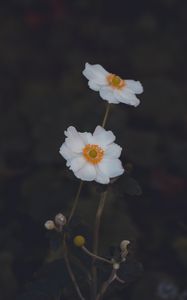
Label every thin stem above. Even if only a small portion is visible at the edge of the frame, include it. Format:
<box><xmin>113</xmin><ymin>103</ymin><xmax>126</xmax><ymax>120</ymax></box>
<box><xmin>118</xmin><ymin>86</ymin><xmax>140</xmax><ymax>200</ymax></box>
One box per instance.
<box><xmin>91</xmin><ymin>190</ymin><xmax>108</xmax><ymax>299</ymax></box>
<box><xmin>63</xmin><ymin>241</ymin><xmax>85</xmax><ymax>300</ymax></box>
<box><xmin>82</xmin><ymin>246</ymin><xmax>112</xmax><ymax>265</ymax></box>
<box><xmin>62</xmin><ymin>179</ymin><xmax>83</xmax><ymax>296</ymax></box>
<box><xmin>70</xmin><ymin>252</ymin><xmax>92</xmax><ymax>284</ymax></box>
<box><xmin>96</xmin><ymin>270</ymin><xmax>116</xmax><ymax>300</ymax></box>
<box><xmin>68</xmin><ymin>181</ymin><xmax>83</xmax><ymax>223</ymax></box>
<box><xmin>102</xmin><ymin>103</ymin><xmax>111</xmax><ymax>128</ymax></box>
<box><xmin>93</xmin><ymin>190</ymin><xmax>108</xmax><ymax>255</ymax></box>
<box><xmin>68</xmin><ymin>102</ymin><xmax>110</xmax><ymax>224</ymax></box>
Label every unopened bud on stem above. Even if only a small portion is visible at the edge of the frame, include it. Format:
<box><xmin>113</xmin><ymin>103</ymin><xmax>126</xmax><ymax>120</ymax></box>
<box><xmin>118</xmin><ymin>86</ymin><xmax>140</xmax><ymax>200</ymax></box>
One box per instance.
<box><xmin>54</xmin><ymin>213</ymin><xmax>67</xmax><ymax>231</ymax></box>
<box><xmin>120</xmin><ymin>240</ymin><xmax>130</xmax><ymax>260</ymax></box>
<box><xmin>44</xmin><ymin>220</ymin><xmax>55</xmax><ymax>230</ymax></box>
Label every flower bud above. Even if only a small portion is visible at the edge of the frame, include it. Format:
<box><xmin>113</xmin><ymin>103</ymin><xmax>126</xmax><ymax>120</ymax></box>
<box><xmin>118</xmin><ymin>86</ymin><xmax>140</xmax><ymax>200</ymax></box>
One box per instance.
<box><xmin>73</xmin><ymin>235</ymin><xmax>86</xmax><ymax>247</ymax></box>
<box><xmin>120</xmin><ymin>240</ymin><xmax>130</xmax><ymax>260</ymax></box>
<box><xmin>54</xmin><ymin>213</ymin><xmax>67</xmax><ymax>231</ymax></box>
<box><xmin>44</xmin><ymin>220</ymin><xmax>55</xmax><ymax>230</ymax></box>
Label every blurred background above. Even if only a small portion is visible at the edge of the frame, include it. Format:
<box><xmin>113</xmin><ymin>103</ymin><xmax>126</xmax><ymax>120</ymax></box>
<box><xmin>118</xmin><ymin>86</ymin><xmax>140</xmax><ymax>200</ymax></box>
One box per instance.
<box><xmin>0</xmin><ymin>0</ymin><xmax>187</xmax><ymax>299</ymax></box>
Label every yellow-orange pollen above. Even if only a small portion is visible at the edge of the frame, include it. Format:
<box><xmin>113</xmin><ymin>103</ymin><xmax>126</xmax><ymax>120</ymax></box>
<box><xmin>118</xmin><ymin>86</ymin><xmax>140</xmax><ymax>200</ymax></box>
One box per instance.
<box><xmin>83</xmin><ymin>144</ymin><xmax>104</xmax><ymax>165</ymax></box>
<box><xmin>107</xmin><ymin>73</ymin><xmax>125</xmax><ymax>89</ymax></box>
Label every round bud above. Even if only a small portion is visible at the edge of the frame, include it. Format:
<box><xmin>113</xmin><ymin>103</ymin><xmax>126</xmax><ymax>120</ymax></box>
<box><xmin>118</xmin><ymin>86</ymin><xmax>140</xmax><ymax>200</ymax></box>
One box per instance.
<box><xmin>73</xmin><ymin>235</ymin><xmax>86</xmax><ymax>247</ymax></box>
<box><xmin>44</xmin><ymin>220</ymin><xmax>55</xmax><ymax>230</ymax></box>
<box><xmin>54</xmin><ymin>213</ymin><xmax>67</xmax><ymax>231</ymax></box>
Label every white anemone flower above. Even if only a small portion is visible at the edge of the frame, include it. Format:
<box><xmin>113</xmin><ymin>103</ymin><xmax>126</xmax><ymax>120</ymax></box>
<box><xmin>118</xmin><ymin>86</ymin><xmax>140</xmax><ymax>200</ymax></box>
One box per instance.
<box><xmin>82</xmin><ymin>62</ymin><xmax>143</xmax><ymax>106</ymax></box>
<box><xmin>59</xmin><ymin>126</ymin><xmax>124</xmax><ymax>184</ymax></box>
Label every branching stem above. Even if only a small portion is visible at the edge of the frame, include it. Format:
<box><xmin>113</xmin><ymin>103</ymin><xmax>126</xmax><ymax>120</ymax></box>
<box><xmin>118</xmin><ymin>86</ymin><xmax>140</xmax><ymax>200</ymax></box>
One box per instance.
<box><xmin>96</xmin><ymin>270</ymin><xmax>116</xmax><ymax>300</ymax></box>
<box><xmin>82</xmin><ymin>246</ymin><xmax>112</xmax><ymax>264</ymax></box>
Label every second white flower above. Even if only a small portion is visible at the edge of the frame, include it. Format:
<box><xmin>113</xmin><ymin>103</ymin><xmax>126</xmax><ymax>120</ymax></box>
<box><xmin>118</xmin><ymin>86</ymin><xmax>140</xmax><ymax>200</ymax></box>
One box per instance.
<box><xmin>60</xmin><ymin>125</ymin><xmax>124</xmax><ymax>184</ymax></box>
<box><xmin>83</xmin><ymin>62</ymin><xmax>143</xmax><ymax>107</ymax></box>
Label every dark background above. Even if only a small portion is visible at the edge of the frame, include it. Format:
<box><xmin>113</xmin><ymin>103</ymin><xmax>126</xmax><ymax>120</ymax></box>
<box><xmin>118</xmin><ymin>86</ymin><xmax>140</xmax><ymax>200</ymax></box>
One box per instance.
<box><xmin>0</xmin><ymin>0</ymin><xmax>187</xmax><ymax>299</ymax></box>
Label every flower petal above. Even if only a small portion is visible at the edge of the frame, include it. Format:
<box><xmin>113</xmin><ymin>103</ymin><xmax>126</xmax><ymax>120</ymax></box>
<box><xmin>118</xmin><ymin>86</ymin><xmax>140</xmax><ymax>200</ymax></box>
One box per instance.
<box><xmin>75</xmin><ymin>163</ymin><xmax>96</xmax><ymax>181</ymax></box>
<box><xmin>82</xmin><ymin>62</ymin><xmax>109</xmax><ymax>83</ymax></box>
<box><xmin>65</xmin><ymin>126</ymin><xmax>85</xmax><ymax>153</ymax></box>
<box><xmin>95</xmin><ymin>166</ymin><xmax>110</xmax><ymax>184</ymax></box>
<box><xmin>99</xmin><ymin>158</ymin><xmax>124</xmax><ymax>178</ymax></box>
<box><xmin>69</xmin><ymin>156</ymin><xmax>86</xmax><ymax>172</ymax></box>
<box><xmin>88</xmin><ymin>80</ymin><xmax>100</xmax><ymax>91</ymax></box>
<box><xmin>65</xmin><ymin>126</ymin><xmax>78</xmax><ymax>138</ymax></box>
<box><xmin>105</xmin><ymin>143</ymin><xmax>122</xmax><ymax>158</ymax></box>
<box><xmin>93</xmin><ymin>126</ymin><xmax>116</xmax><ymax>147</ymax></box>
<box><xmin>93</xmin><ymin>125</ymin><xmax>106</xmax><ymax>136</ymax></box>
<box><xmin>79</xmin><ymin>132</ymin><xmax>93</xmax><ymax>145</ymax></box>
<box><xmin>99</xmin><ymin>86</ymin><xmax>119</xmax><ymax>104</ymax></box>
<box><xmin>125</xmin><ymin>80</ymin><xmax>143</xmax><ymax>94</ymax></box>
<box><xmin>114</xmin><ymin>88</ymin><xmax>140</xmax><ymax>107</ymax></box>
<box><xmin>59</xmin><ymin>142</ymin><xmax>76</xmax><ymax>160</ymax></box>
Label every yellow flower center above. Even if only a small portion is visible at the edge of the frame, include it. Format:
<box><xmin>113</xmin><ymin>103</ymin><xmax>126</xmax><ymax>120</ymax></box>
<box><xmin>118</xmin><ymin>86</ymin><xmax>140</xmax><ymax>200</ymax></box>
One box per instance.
<box><xmin>107</xmin><ymin>74</ymin><xmax>126</xmax><ymax>89</ymax></box>
<box><xmin>83</xmin><ymin>144</ymin><xmax>104</xmax><ymax>165</ymax></box>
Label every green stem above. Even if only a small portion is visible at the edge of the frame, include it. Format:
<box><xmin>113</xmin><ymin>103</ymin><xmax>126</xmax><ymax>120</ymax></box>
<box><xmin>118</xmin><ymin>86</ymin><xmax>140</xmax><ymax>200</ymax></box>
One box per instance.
<box><xmin>102</xmin><ymin>103</ymin><xmax>111</xmax><ymax>128</ymax></box>
<box><xmin>63</xmin><ymin>240</ymin><xmax>85</xmax><ymax>300</ymax></box>
<box><xmin>82</xmin><ymin>246</ymin><xmax>112</xmax><ymax>265</ymax></box>
<box><xmin>68</xmin><ymin>181</ymin><xmax>83</xmax><ymax>223</ymax></box>
<box><xmin>92</xmin><ymin>190</ymin><xmax>108</xmax><ymax>299</ymax></box>
<box><xmin>96</xmin><ymin>269</ymin><xmax>116</xmax><ymax>300</ymax></box>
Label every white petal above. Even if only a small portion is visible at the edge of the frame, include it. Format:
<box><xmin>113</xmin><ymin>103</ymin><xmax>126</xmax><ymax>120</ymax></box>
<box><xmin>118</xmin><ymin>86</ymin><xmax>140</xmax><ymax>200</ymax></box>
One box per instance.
<box><xmin>79</xmin><ymin>132</ymin><xmax>93</xmax><ymax>145</ymax></box>
<box><xmin>59</xmin><ymin>142</ymin><xmax>76</xmax><ymax>160</ymax></box>
<box><xmin>65</xmin><ymin>128</ymin><xmax>85</xmax><ymax>153</ymax></box>
<box><xmin>99</xmin><ymin>158</ymin><xmax>124</xmax><ymax>178</ymax></box>
<box><xmin>99</xmin><ymin>86</ymin><xmax>119</xmax><ymax>104</ymax></box>
<box><xmin>69</xmin><ymin>156</ymin><xmax>86</xmax><ymax>172</ymax></box>
<box><xmin>125</xmin><ymin>80</ymin><xmax>143</xmax><ymax>94</ymax></box>
<box><xmin>95</xmin><ymin>166</ymin><xmax>110</xmax><ymax>184</ymax></box>
<box><xmin>93</xmin><ymin>126</ymin><xmax>115</xmax><ymax>147</ymax></box>
<box><xmin>82</xmin><ymin>63</ymin><xmax>108</xmax><ymax>85</ymax></box>
<box><xmin>88</xmin><ymin>80</ymin><xmax>100</xmax><ymax>91</ymax></box>
<box><xmin>93</xmin><ymin>125</ymin><xmax>106</xmax><ymax>136</ymax></box>
<box><xmin>75</xmin><ymin>163</ymin><xmax>96</xmax><ymax>181</ymax></box>
<box><xmin>114</xmin><ymin>88</ymin><xmax>140</xmax><ymax>107</ymax></box>
<box><xmin>105</xmin><ymin>143</ymin><xmax>122</xmax><ymax>158</ymax></box>
<box><xmin>64</xmin><ymin>126</ymin><xmax>78</xmax><ymax>138</ymax></box>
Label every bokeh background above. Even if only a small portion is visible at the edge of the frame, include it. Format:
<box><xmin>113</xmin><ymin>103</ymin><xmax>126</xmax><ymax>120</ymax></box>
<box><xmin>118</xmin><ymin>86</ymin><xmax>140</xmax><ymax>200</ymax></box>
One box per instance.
<box><xmin>0</xmin><ymin>0</ymin><xmax>187</xmax><ymax>299</ymax></box>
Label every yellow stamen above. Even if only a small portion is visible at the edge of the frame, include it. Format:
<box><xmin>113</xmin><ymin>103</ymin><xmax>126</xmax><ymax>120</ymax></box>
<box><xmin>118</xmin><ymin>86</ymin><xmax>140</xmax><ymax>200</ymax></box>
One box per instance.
<box><xmin>83</xmin><ymin>144</ymin><xmax>104</xmax><ymax>165</ymax></box>
<box><xmin>107</xmin><ymin>73</ymin><xmax>126</xmax><ymax>89</ymax></box>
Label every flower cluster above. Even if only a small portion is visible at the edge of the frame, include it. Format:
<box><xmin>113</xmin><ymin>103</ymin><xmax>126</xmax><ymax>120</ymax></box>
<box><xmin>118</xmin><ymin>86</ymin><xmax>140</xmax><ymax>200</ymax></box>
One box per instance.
<box><xmin>59</xmin><ymin>63</ymin><xmax>143</xmax><ymax>184</ymax></box>
<box><xmin>44</xmin><ymin>213</ymin><xmax>67</xmax><ymax>232</ymax></box>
